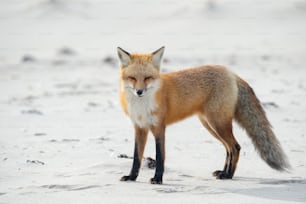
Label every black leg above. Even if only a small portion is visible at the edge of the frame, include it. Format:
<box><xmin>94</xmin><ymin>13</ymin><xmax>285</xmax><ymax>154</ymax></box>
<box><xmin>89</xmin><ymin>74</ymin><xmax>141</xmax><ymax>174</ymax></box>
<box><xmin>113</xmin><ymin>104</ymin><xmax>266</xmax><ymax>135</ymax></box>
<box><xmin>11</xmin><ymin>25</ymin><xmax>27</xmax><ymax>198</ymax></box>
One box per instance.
<box><xmin>213</xmin><ymin>143</ymin><xmax>240</xmax><ymax>179</ymax></box>
<box><xmin>213</xmin><ymin>152</ymin><xmax>234</xmax><ymax>179</ymax></box>
<box><xmin>150</xmin><ymin>138</ymin><xmax>164</xmax><ymax>184</ymax></box>
<box><xmin>213</xmin><ymin>151</ymin><xmax>229</xmax><ymax>178</ymax></box>
<box><xmin>120</xmin><ymin>142</ymin><xmax>140</xmax><ymax>181</ymax></box>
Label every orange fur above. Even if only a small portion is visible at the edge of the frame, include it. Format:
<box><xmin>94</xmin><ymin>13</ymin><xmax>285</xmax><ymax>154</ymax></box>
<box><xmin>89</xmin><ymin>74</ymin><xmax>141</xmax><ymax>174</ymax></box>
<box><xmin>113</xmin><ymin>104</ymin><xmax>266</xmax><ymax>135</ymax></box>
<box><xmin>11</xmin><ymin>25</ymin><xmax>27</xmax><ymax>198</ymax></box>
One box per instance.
<box><xmin>117</xmin><ymin>47</ymin><xmax>289</xmax><ymax>184</ymax></box>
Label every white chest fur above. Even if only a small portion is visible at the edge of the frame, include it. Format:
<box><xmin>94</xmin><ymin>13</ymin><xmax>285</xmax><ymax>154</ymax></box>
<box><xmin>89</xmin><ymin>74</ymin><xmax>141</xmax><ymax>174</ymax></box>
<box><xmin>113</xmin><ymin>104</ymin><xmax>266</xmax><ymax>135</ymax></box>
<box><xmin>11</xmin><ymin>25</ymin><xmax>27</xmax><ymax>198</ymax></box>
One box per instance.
<box><xmin>126</xmin><ymin>92</ymin><xmax>158</xmax><ymax>128</ymax></box>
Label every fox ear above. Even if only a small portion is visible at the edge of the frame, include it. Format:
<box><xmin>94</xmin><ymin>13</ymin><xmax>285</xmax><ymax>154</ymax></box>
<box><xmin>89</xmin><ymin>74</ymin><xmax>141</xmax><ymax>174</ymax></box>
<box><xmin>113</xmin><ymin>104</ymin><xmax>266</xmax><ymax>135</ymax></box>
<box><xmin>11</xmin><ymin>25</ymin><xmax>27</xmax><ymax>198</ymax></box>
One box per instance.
<box><xmin>117</xmin><ymin>47</ymin><xmax>131</xmax><ymax>67</ymax></box>
<box><xmin>152</xmin><ymin>46</ymin><xmax>165</xmax><ymax>68</ymax></box>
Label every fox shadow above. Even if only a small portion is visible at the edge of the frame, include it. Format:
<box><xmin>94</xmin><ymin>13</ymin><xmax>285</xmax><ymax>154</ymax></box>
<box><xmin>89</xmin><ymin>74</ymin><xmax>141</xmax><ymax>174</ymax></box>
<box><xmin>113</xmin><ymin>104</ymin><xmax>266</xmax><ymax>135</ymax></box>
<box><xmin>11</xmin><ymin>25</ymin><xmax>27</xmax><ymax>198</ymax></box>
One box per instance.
<box><xmin>155</xmin><ymin>177</ymin><xmax>306</xmax><ymax>202</ymax></box>
<box><xmin>221</xmin><ymin>177</ymin><xmax>306</xmax><ymax>202</ymax></box>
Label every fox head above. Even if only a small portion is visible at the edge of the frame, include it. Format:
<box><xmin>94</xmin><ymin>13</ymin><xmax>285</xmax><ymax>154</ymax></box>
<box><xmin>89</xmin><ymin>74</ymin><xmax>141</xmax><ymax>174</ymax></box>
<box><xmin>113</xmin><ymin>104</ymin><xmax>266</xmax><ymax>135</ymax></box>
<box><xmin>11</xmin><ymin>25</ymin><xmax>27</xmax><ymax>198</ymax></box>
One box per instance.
<box><xmin>117</xmin><ymin>47</ymin><xmax>165</xmax><ymax>97</ymax></box>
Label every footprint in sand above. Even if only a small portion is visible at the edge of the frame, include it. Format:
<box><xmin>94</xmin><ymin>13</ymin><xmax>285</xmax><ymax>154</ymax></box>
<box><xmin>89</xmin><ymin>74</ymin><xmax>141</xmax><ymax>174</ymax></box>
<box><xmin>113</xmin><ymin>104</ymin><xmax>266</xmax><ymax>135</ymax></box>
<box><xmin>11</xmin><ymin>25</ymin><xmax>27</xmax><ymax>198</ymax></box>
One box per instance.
<box><xmin>41</xmin><ymin>184</ymin><xmax>102</xmax><ymax>192</ymax></box>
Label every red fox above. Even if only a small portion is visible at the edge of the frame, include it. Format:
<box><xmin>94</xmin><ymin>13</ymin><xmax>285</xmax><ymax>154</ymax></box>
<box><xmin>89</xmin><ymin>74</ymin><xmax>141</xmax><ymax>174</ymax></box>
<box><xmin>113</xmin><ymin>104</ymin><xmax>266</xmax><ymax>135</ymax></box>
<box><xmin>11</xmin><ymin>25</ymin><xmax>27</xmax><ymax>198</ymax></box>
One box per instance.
<box><xmin>117</xmin><ymin>47</ymin><xmax>290</xmax><ymax>184</ymax></box>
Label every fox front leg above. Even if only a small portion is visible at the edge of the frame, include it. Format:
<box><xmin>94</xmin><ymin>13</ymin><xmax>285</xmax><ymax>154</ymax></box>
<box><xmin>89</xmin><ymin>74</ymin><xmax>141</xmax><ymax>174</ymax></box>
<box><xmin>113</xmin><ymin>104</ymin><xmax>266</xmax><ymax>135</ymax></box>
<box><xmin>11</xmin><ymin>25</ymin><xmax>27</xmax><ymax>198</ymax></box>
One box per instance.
<box><xmin>150</xmin><ymin>126</ymin><xmax>166</xmax><ymax>184</ymax></box>
<box><xmin>120</xmin><ymin>127</ymin><xmax>148</xmax><ymax>182</ymax></box>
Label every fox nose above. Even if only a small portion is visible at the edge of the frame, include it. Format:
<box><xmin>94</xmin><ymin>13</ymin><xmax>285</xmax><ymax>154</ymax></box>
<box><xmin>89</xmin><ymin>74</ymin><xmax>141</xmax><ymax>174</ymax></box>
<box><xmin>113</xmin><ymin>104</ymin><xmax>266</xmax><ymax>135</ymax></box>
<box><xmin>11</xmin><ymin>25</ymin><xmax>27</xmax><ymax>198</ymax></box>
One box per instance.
<box><xmin>136</xmin><ymin>89</ymin><xmax>143</xmax><ymax>96</ymax></box>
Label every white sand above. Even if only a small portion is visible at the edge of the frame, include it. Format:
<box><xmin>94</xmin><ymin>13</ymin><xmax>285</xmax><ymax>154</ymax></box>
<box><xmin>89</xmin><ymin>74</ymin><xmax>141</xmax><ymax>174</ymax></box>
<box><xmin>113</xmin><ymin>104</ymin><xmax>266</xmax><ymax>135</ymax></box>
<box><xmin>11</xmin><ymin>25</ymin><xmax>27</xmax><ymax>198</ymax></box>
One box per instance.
<box><xmin>0</xmin><ymin>0</ymin><xmax>305</xmax><ymax>203</ymax></box>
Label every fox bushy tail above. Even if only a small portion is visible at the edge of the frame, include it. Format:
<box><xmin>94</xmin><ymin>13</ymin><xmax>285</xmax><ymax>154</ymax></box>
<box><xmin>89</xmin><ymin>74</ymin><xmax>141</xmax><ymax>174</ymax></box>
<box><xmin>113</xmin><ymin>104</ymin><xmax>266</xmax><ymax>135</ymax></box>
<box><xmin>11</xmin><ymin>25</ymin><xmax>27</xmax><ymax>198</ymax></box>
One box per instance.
<box><xmin>234</xmin><ymin>77</ymin><xmax>290</xmax><ymax>171</ymax></box>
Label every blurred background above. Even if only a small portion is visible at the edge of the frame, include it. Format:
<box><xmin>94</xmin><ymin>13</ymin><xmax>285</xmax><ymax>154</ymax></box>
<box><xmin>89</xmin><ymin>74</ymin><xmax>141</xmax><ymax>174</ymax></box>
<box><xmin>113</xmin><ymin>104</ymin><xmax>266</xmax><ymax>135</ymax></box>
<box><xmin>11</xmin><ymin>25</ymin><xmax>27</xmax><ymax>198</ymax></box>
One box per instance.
<box><xmin>0</xmin><ymin>1</ymin><xmax>306</xmax><ymax>203</ymax></box>
<box><xmin>0</xmin><ymin>0</ymin><xmax>305</xmax><ymax>63</ymax></box>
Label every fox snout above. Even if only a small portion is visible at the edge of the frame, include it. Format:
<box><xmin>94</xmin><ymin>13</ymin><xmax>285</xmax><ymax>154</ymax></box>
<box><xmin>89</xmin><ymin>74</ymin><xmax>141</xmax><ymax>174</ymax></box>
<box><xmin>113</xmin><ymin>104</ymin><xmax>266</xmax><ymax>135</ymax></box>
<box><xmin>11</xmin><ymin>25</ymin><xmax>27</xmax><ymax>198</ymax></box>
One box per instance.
<box><xmin>136</xmin><ymin>89</ymin><xmax>144</xmax><ymax>97</ymax></box>
<box><xmin>134</xmin><ymin>88</ymin><xmax>149</xmax><ymax>97</ymax></box>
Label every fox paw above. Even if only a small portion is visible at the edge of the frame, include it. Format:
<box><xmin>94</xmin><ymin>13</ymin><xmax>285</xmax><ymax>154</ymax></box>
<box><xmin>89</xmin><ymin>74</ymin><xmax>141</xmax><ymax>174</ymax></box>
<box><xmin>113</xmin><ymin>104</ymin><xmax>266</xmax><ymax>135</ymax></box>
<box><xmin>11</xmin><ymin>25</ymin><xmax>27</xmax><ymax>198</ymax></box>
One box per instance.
<box><xmin>150</xmin><ymin>177</ymin><xmax>163</xmax><ymax>184</ymax></box>
<box><xmin>213</xmin><ymin>170</ymin><xmax>233</xmax><ymax>179</ymax></box>
<box><xmin>120</xmin><ymin>175</ymin><xmax>137</xmax><ymax>181</ymax></box>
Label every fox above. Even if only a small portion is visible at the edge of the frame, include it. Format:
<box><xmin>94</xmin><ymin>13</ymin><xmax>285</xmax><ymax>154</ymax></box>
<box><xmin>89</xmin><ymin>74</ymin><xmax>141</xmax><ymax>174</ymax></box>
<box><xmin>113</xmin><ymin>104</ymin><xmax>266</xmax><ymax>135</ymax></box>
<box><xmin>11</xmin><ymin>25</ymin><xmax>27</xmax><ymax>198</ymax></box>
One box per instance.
<box><xmin>117</xmin><ymin>46</ymin><xmax>290</xmax><ymax>184</ymax></box>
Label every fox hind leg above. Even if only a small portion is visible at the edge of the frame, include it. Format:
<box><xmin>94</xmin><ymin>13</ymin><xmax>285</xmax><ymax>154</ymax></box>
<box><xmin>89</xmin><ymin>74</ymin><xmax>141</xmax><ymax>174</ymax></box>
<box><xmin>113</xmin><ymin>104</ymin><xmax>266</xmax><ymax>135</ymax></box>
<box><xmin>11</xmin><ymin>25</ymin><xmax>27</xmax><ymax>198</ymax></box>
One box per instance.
<box><xmin>198</xmin><ymin>115</ymin><xmax>230</xmax><ymax>176</ymax></box>
<box><xmin>210</xmin><ymin>120</ymin><xmax>240</xmax><ymax>179</ymax></box>
<box><xmin>199</xmin><ymin>114</ymin><xmax>240</xmax><ymax>179</ymax></box>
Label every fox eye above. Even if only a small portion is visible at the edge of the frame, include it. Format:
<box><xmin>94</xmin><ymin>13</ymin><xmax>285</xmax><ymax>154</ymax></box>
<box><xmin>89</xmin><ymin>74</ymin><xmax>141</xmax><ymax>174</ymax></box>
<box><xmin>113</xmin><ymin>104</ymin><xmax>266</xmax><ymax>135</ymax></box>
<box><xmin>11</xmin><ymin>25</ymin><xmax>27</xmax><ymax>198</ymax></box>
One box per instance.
<box><xmin>127</xmin><ymin>76</ymin><xmax>136</xmax><ymax>81</ymax></box>
<box><xmin>144</xmin><ymin>76</ymin><xmax>153</xmax><ymax>81</ymax></box>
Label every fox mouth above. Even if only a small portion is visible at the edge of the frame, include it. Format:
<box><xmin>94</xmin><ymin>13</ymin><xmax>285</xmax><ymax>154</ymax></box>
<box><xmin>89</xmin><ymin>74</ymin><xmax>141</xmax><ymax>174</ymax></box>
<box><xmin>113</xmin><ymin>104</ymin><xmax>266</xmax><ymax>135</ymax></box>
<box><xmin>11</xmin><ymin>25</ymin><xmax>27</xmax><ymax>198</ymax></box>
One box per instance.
<box><xmin>133</xmin><ymin>86</ymin><xmax>157</xmax><ymax>97</ymax></box>
<box><xmin>135</xmin><ymin>89</ymin><xmax>145</xmax><ymax>97</ymax></box>
<box><xmin>125</xmin><ymin>85</ymin><xmax>156</xmax><ymax>97</ymax></box>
